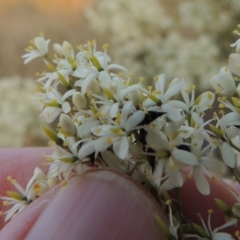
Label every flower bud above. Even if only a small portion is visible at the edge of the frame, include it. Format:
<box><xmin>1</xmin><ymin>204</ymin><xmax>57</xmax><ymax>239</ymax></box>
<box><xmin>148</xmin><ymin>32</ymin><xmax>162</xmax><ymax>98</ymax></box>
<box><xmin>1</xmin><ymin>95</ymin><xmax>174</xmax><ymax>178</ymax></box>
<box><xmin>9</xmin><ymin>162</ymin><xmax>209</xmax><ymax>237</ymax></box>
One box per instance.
<box><xmin>59</xmin><ymin>114</ymin><xmax>76</xmax><ymax>136</ymax></box>
<box><xmin>72</xmin><ymin>92</ymin><xmax>86</xmax><ymax>109</ymax></box>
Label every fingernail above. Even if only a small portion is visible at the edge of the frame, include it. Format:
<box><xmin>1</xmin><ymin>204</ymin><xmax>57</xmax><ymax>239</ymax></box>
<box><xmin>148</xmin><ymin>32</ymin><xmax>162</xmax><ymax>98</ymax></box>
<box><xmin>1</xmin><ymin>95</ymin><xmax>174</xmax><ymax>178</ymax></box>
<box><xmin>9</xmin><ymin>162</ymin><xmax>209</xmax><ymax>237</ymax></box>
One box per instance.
<box><xmin>25</xmin><ymin>170</ymin><xmax>167</xmax><ymax>240</ymax></box>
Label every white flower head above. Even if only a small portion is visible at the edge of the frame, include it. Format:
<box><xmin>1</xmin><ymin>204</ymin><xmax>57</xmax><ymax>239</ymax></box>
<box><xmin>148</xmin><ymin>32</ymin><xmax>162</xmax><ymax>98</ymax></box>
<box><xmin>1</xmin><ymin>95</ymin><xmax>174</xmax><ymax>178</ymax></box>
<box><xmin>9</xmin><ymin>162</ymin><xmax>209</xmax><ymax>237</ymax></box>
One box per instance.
<box><xmin>0</xmin><ymin>168</ymin><xmax>51</xmax><ymax>222</ymax></box>
<box><xmin>53</xmin><ymin>41</ymin><xmax>74</xmax><ymax>59</ymax></box>
<box><xmin>22</xmin><ymin>35</ymin><xmax>50</xmax><ymax>64</ymax></box>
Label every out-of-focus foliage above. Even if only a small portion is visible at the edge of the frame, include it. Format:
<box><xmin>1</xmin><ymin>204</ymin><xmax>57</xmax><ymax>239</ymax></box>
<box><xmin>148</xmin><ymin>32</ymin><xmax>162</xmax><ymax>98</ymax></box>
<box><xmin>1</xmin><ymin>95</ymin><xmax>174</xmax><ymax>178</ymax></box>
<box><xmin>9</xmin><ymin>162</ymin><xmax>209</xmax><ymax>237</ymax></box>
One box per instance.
<box><xmin>0</xmin><ymin>77</ymin><xmax>47</xmax><ymax>147</ymax></box>
<box><xmin>85</xmin><ymin>0</ymin><xmax>240</xmax><ymax>89</ymax></box>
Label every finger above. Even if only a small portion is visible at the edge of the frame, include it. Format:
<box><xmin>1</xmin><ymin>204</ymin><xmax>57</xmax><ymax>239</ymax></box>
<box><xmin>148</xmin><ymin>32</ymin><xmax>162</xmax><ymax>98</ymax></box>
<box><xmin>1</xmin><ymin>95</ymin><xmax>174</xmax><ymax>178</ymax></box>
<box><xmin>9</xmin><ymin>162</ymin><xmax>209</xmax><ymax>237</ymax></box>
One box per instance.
<box><xmin>181</xmin><ymin>175</ymin><xmax>240</xmax><ymax>234</ymax></box>
<box><xmin>0</xmin><ymin>147</ymin><xmax>51</xmax><ymax>229</ymax></box>
<box><xmin>23</xmin><ymin>170</ymin><xmax>168</xmax><ymax>240</ymax></box>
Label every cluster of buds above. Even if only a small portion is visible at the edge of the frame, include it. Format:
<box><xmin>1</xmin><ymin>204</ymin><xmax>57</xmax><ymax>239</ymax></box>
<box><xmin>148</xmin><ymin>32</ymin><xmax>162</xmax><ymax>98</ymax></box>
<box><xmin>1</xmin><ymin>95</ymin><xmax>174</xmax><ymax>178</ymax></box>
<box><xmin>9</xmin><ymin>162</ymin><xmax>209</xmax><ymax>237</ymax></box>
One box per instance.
<box><xmin>3</xmin><ymin>27</ymin><xmax>240</xmax><ymax>238</ymax></box>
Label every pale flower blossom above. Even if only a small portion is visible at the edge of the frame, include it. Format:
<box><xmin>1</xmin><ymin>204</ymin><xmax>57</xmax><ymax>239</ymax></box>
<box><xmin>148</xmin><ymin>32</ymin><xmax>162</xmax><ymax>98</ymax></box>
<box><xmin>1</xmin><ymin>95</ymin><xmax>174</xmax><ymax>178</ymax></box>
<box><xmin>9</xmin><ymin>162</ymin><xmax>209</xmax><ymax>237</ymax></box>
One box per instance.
<box><xmin>22</xmin><ymin>35</ymin><xmax>50</xmax><ymax>64</ymax></box>
<box><xmin>0</xmin><ymin>168</ymin><xmax>52</xmax><ymax>222</ymax></box>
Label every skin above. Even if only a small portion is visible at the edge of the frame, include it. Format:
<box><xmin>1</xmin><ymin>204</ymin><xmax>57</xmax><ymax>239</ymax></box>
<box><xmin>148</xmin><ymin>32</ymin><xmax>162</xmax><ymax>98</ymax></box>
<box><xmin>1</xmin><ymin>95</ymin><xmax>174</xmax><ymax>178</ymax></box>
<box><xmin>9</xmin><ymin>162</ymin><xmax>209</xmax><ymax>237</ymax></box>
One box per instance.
<box><xmin>0</xmin><ymin>148</ymin><xmax>239</xmax><ymax>239</ymax></box>
<box><xmin>0</xmin><ymin>148</ymin><xmax>168</xmax><ymax>240</ymax></box>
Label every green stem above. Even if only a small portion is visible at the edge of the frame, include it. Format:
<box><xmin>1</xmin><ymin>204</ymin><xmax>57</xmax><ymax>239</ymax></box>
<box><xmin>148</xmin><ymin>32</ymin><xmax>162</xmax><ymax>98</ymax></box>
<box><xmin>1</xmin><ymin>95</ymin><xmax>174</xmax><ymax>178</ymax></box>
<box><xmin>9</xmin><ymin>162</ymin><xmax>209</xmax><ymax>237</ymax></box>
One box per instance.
<box><xmin>128</xmin><ymin>162</ymin><xmax>142</xmax><ymax>176</ymax></box>
<box><xmin>229</xmin><ymin>140</ymin><xmax>240</xmax><ymax>153</ymax></box>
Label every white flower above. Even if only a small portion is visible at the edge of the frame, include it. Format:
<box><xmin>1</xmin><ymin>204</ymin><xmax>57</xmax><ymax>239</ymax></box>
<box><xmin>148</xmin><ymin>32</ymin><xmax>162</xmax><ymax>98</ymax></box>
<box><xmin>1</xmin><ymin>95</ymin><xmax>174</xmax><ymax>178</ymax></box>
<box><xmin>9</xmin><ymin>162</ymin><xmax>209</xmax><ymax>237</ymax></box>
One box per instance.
<box><xmin>211</xmin><ymin>67</ymin><xmax>237</xmax><ymax>96</ymax></box>
<box><xmin>73</xmin><ymin>41</ymin><xmax>128</xmax><ymax>95</ymax></box>
<box><xmin>178</xmin><ymin>83</ymin><xmax>215</xmax><ymax>116</ymax></box>
<box><xmin>0</xmin><ymin>168</ymin><xmax>51</xmax><ymax>222</ymax></box>
<box><xmin>48</xmin><ymin>142</ymin><xmax>90</xmax><ymax>180</ymax></box>
<box><xmin>40</xmin><ymin>88</ymin><xmax>75</xmax><ymax>123</ymax></box>
<box><xmin>143</xmin><ymin>74</ymin><xmax>184</xmax><ymax>122</ymax></box>
<box><xmin>72</xmin><ymin>92</ymin><xmax>87</xmax><ymax>109</ymax></box>
<box><xmin>37</xmin><ymin>59</ymin><xmax>73</xmax><ymax>90</ymax></box>
<box><xmin>53</xmin><ymin>41</ymin><xmax>75</xmax><ymax>59</ymax></box>
<box><xmin>22</xmin><ymin>36</ymin><xmax>50</xmax><ymax>64</ymax></box>
<box><xmin>173</xmin><ymin>128</ymin><xmax>225</xmax><ymax>195</ymax></box>
<box><xmin>145</xmin><ymin>127</ymin><xmax>185</xmax><ymax>188</ymax></box>
<box><xmin>91</xmin><ymin>101</ymin><xmax>145</xmax><ymax>159</ymax></box>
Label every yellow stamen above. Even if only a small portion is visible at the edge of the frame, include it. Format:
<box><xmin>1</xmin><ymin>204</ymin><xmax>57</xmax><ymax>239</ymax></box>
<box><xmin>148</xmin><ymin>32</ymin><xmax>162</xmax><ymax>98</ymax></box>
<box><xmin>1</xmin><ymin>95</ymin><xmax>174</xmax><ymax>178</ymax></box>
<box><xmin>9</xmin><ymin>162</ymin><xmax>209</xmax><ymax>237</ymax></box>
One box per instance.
<box><xmin>3</xmin><ymin>201</ymin><xmax>9</xmax><ymax>206</ymax></box>
<box><xmin>208</xmin><ymin>209</ymin><xmax>213</xmax><ymax>214</ymax></box>
<box><xmin>33</xmin><ymin>183</ymin><xmax>41</xmax><ymax>195</ymax></box>
<box><xmin>106</xmin><ymin>138</ymin><xmax>112</xmax><ymax>144</ymax></box>
<box><xmin>117</xmin><ymin>129</ymin><xmax>123</xmax><ymax>135</ymax></box>
<box><xmin>61</xmin><ymin>180</ymin><xmax>68</xmax><ymax>187</ymax></box>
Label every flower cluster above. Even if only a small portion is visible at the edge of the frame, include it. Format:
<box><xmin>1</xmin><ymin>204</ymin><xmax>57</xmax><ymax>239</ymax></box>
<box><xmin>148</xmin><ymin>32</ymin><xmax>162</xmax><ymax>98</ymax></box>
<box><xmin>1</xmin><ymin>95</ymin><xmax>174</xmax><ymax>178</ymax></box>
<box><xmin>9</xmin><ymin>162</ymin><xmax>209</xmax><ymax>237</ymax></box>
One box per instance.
<box><xmin>21</xmin><ymin>35</ymin><xmax>221</xmax><ymax>195</ymax></box>
<box><xmin>0</xmin><ymin>168</ymin><xmax>57</xmax><ymax>222</ymax></box>
<box><xmin>3</xmin><ymin>27</ymin><xmax>240</xmax><ymax>238</ymax></box>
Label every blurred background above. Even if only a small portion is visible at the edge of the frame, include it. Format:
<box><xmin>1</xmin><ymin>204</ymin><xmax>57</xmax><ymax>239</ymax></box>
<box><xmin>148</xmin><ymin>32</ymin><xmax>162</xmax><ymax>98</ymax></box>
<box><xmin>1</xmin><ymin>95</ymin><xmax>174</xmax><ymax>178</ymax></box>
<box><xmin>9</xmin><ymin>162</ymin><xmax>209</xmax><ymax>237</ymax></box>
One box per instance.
<box><xmin>0</xmin><ymin>0</ymin><xmax>240</xmax><ymax>147</ymax></box>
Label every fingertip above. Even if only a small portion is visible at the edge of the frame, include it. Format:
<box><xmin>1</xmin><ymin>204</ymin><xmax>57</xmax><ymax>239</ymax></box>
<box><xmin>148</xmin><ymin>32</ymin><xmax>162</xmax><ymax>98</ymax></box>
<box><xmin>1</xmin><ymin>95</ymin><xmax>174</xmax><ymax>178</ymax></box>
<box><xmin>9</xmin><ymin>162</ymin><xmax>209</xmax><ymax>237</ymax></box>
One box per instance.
<box><xmin>181</xmin><ymin>175</ymin><xmax>239</xmax><ymax>231</ymax></box>
<box><xmin>25</xmin><ymin>170</ymin><xmax>168</xmax><ymax>240</ymax></box>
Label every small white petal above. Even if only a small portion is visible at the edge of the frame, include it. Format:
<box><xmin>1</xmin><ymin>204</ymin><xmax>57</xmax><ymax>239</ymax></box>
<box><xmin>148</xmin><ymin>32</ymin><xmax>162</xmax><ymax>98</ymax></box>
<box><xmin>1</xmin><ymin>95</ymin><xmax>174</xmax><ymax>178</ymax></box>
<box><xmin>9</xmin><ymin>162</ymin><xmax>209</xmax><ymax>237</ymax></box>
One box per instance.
<box><xmin>110</xmin><ymin>102</ymin><xmax>119</xmax><ymax>118</ymax></box>
<box><xmin>106</xmin><ymin>64</ymin><xmax>128</xmax><ymax>72</ymax></box>
<box><xmin>195</xmin><ymin>91</ymin><xmax>215</xmax><ymax>113</ymax></box>
<box><xmin>165</xmin><ymin>78</ymin><xmax>183</xmax><ymax>99</ymax></box>
<box><xmin>166</xmin><ymin>160</ymin><xmax>184</xmax><ymax>187</ymax></box>
<box><xmin>72</xmin><ymin>92</ymin><xmax>86</xmax><ymax>109</ymax></box>
<box><xmin>172</xmin><ymin>148</ymin><xmax>199</xmax><ymax>166</ymax></box>
<box><xmin>124</xmin><ymin>110</ymin><xmax>145</xmax><ymax>132</ymax></box>
<box><xmin>62</xmin><ymin>89</ymin><xmax>76</xmax><ymax>101</ymax></box>
<box><xmin>62</xmin><ymin>41</ymin><xmax>74</xmax><ymax>58</ymax></box>
<box><xmin>40</xmin><ymin>107</ymin><xmax>62</xmax><ymax>123</ymax></box>
<box><xmin>95</xmin><ymin>136</ymin><xmax>114</xmax><ymax>153</ymax></box>
<box><xmin>98</xmin><ymin>71</ymin><xmax>112</xmax><ymax>88</ymax></box>
<box><xmin>220</xmin><ymin>112</ymin><xmax>240</xmax><ymax>128</ymax></box>
<box><xmin>146</xmin><ymin>128</ymin><xmax>169</xmax><ymax>151</ymax></box>
<box><xmin>200</xmin><ymin>157</ymin><xmax>226</xmax><ymax>176</ymax></box>
<box><xmin>211</xmin><ymin>70</ymin><xmax>236</xmax><ymax>95</ymax></box>
<box><xmin>113</xmin><ymin>136</ymin><xmax>129</xmax><ymax>159</ymax></box>
<box><xmin>161</xmin><ymin>103</ymin><xmax>182</xmax><ymax>122</ymax></box>
<box><xmin>155</xmin><ymin>74</ymin><xmax>166</xmax><ymax>93</ymax></box>
<box><xmin>221</xmin><ymin>142</ymin><xmax>236</xmax><ymax>168</ymax></box>
<box><xmin>193</xmin><ymin>167</ymin><xmax>210</xmax><ymax>195</ymax></box>
<box><xmin>212</xmin><ymin>232</ymin><xmax>235</xmax><ymax>240</ymax></box>
<box><xmin>59</xmin><ymin>114</ymin><xmax>76</xmax><ymax>135</ymax></box>
<box><xmin>77</xmin><ymin>120</ymin><xmax>100</xmax><ymax>138</ymax></box>
<box><xmin>62</xmin><ymin>102</ymin><xmax>71</xmax><ymax>113</ymax></box>
<box><xmin>121</xmin><ymin>101</ymin><xmax>133</xmax><ymax>124</ymax></box>
<box><xmin>81</xmin><ymin>72</ymin><xmax>98</xmax><ymax>94</ymax></box>
<box><xmin>78</xmin><ymin>141</ymin><xmax>96</xmax><ymax>159</ymax></box>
